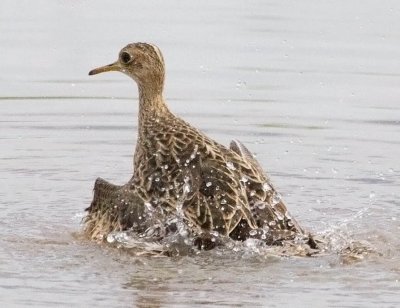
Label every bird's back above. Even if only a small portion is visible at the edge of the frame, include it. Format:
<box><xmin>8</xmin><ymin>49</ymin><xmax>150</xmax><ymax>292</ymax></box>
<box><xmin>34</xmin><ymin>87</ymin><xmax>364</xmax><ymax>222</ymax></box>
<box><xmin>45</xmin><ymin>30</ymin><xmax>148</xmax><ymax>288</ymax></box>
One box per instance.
<box><xmin>132</xmin><ymin>109</ymin><xmax>304</xmax><ymax>240</ymax></box>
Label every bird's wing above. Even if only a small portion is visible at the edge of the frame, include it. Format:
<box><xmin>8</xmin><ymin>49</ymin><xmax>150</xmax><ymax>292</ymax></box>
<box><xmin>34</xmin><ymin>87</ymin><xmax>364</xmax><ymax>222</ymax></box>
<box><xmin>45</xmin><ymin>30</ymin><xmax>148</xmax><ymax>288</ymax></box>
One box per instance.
<box><xmin>229</xmin><ymin>139</ymin><xmax>266</xmax><ymax>176</ymax></box>
<box><xmin>229</xmin><ymin>139</ymin><xmax>305</xmax><ymax>236</ymax></box>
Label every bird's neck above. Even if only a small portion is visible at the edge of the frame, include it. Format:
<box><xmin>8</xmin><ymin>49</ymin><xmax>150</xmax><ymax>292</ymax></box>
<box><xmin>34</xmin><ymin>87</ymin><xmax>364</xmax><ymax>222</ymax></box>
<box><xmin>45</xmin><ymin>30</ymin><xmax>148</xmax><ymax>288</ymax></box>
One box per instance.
<box><xmin>137</xmin><ymin>84</ymin><xmax>170</xmax><ymax>132</ymax></box>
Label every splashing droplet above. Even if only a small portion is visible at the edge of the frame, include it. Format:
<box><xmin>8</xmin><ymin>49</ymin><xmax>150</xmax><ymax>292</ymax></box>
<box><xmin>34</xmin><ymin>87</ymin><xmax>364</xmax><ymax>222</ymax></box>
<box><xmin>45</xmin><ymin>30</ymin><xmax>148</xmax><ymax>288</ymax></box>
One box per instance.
<box><xmin>276</xmin><ymin>211</ymin><xmax>284</xmax><ymax>221</ymax></box>
<box><xmin>183</xmin><ymin>184</ymin><xmax>190</xmax><ymax>194</ymax></box>
<box><xmin>369</xmin><ymin>192</ymin><xmax>376</xmax><ymax>199</ymax></box>
<box><xmin>226</xmin><ymin>162</ymin><xmax>236</xmax><ymax>170</ymax></box>
<box><xmin>106</xmin><ymin>233</ymin><xmax>115</xmax><ymax>243</ymax></box>
<box><xmin>145</xmin><ymin>202</ymin><xmax>153</xmax><ymax>211</ymax></box>
<box><xmin>249</xmin><ymin>229</ymin><xmax>258</xmax><ymax>236</ymax></box>
<box><xmin>271</xmin><ymin>192</ymin><xmax>282</xmax><ymax>206</ymax></box>
<box><xmin>263</xmin><ymin>182</ymin><xmax>271</xmax><ymax>191</ymax></box>
<box><xmin>256</xmin><ymin>202</ymin><xmax>265</xmax><ymax>210</ymax></box>
<box><xmin>240</xmin><ymin>176</ymin><xmax>248</xmax><ymax>183</ymax></box>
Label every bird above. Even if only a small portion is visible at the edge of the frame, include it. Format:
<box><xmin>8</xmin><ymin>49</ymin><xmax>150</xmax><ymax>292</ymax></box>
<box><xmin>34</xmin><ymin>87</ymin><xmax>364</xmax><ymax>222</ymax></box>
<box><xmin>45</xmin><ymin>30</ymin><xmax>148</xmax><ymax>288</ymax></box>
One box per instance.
<box><xmin>84</xmin><ymin>42</ymin><xmax>317</xmax><ymax>251</ymax></box>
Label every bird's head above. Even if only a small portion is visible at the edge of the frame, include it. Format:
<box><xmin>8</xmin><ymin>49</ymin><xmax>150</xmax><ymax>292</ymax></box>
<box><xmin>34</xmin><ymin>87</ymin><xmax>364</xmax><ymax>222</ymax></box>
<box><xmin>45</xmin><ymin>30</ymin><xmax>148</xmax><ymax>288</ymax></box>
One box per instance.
<box><xmin>89</xmin><ymin>42</ymin><xmax>165</xmax><ymax>94</ymax></box>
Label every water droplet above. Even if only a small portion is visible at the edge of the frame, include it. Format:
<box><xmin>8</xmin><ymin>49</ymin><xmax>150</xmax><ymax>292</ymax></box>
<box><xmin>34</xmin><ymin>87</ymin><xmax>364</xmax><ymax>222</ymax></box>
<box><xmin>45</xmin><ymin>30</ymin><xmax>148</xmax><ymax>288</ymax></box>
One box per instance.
<box><xmin>226</xmin><ymin>162</ymin><xmax>236</xmax><ymax>170</ymax></box>
<box><xmin>221</xmin><ymin>199</ymin><xmax>227</xmax><ymax>205</ymax></box>
<box><xmin>369</xmin><ymin>192</ymin><xmax>376</xmax><ymax>199</ymax></box>
<box><xmin>276</xmin><ymin>212</ymin><xmax>284</xmax><ymax>220</ymax></box>
<box><xmin>106</xmin><ymin>233</ymin><xmax>115</xmax><ymax>243</ymax></box>
<box><xmin>206</xmin><ymin>182</ymin><xmax>212</xmax><ymax>187</ymax></box>
<box><xmin>256</xmin><ymin>202</ymin><xmax>265</xmax><ymax>210</ymax></box>
<box><xmin>271</xmin><ymin>192</ymin><xmax>282</xmax><ymax>205</ymax></box>
<box><xmin>269</xmin><ymin>221</ymin><xmax>276</xmax><ymax>227</ymax></box>
<box><xmin>164</xmin><ymin>164</ymin><xmax>169</xmax><ymax>170</ymax></box>
<box><xmin>288</xmin><ymin>221</ymin><xmax>294</xmax><ymax>227</ymax></box>
<box><xmin>145</xmin><ymin>202</ymin><xmax>153</xmax><ymax>211</ymax></box>
<box><xmin>236</xmin><ymin>80</ymin><xmax>247</xmax><ymax>89</ymax></box>
<box><xmin>263</xmin><ymin>182</ymin><xmax>271</xmax><ymax>191</ymax></box>
<box><xmin>155</xmin><ymin>177</ymin><xmax>160</xmax><ymax>182</ymax></box>
<box><xmin>249</xmin><ymin>229</ymin><xmax>258</xmax><ymax>236</ymax></box>
<box><xmin>183</xmin><ymin>184</ymin><xmax>190</xmax><ymax>194</ymax></box>
<box><xmin>240</xmin><ymin>176</ymin><xmax>248</xmax><ymax>183</ymax></box>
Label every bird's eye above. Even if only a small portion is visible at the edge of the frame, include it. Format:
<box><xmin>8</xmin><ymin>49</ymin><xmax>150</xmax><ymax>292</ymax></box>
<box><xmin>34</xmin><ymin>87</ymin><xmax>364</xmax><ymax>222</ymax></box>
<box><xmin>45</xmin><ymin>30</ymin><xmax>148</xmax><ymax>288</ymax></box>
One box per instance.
<box><xmin>120</xmin><ymin>51</ymin><xmax>132</xmax><ymax>64</ymax></box>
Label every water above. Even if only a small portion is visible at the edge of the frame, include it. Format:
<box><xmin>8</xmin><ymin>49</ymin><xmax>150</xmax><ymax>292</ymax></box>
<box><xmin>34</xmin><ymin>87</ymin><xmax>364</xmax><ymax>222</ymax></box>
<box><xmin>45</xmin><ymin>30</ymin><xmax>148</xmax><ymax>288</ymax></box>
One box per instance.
<box><xmin>1</xmin><ymin>0</ymin><xmax>399</xmax><ymax>306</ymax></box>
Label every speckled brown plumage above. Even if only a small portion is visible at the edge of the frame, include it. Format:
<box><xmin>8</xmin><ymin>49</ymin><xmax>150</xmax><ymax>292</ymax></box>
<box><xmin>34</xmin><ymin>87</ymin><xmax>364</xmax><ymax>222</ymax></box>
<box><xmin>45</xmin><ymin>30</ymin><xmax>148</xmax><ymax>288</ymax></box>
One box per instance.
<box><xmin>84</xmin><ymin>42</ymin><xmax>317</xmax><ymax>250</ymax></box>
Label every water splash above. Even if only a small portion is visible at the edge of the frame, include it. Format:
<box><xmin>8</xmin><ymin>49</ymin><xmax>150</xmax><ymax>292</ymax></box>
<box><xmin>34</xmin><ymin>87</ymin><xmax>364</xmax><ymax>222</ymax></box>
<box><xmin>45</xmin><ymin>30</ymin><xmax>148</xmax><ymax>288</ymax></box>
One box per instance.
<box><xmin>97</xmin><ymin>189</ymin><xmax>378</xmax><ymax>260</ymax></box>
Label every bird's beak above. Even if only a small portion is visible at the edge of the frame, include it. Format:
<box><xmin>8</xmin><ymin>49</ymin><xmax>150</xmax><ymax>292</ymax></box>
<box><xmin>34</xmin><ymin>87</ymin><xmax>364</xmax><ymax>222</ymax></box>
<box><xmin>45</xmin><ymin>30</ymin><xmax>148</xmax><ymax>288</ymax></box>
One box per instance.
<box><xmin>88</xmin><ymin>61</ymin><xmax>120</xmax><ymax>76</ymax></box>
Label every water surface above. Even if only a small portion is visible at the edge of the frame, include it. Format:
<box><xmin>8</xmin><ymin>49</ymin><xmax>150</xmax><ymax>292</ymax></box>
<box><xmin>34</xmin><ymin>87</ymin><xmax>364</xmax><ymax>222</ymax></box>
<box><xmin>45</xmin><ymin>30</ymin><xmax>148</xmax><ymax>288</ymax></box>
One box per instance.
<box><xmin>1</xmin><ymin>1</ymin><xmax>399</xmax><ymax>307</ymax></box>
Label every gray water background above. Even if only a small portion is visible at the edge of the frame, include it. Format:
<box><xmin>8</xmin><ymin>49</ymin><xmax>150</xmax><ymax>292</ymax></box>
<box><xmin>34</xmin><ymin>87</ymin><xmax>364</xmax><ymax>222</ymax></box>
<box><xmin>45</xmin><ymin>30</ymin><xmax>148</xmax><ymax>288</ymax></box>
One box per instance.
<box><xmin>1</xmin><ymin>0</ymin><xmax>399</xmax><ymax>307</ymax></box>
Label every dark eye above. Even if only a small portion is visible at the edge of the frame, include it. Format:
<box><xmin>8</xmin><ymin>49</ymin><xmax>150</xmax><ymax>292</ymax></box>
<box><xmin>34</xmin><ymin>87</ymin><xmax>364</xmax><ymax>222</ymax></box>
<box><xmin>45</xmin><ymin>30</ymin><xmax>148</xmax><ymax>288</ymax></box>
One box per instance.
<box><xmin>120</xmin><ymin>51</ymin><xmax>132</xmax><ymax>64</ymax></box>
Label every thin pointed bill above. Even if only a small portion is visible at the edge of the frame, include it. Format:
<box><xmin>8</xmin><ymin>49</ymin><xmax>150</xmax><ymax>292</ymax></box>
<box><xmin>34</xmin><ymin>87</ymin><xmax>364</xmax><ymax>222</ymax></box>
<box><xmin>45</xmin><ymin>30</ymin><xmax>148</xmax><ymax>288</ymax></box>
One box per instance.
<box><xmin>88</xmin><ymin>61</ymin><xmax>120</xmax><ymax>75</ymax></box>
